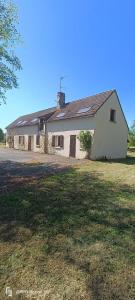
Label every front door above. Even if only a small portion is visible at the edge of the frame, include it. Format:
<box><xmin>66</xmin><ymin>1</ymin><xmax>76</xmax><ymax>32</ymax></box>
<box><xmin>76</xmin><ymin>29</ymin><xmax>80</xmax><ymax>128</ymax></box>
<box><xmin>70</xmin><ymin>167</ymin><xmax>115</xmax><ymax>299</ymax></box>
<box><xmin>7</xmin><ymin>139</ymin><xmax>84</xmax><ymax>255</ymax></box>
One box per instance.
<box><xmin>70</xmin><ymin>135</ymin><xmax>76</xmax><ymax>158</ymax></box>
<box><xmin>28</xmin><ymin>136</ymin><xmax>32</xmax><ymax>151</ymax></box>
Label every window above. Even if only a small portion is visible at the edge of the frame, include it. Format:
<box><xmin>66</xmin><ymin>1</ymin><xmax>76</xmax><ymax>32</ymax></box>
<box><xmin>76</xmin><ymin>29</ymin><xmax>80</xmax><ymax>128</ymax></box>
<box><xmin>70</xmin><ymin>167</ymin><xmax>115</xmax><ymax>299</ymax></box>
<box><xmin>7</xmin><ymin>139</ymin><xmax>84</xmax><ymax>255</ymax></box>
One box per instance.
<box><xmin>56</xmin><ymin>112</ymin><xmax>66</xmax><ymax>118</ymax></box>
<box><xmin>21</xmin><ymin>120</ymin><xmax>27</xmax><ymax>125</ymax></box>
<box><xmin>19</xmin><ymin>136</ymin><xmax>25</xmax><ymax>145</ymax></box>
<box><xmin>58</xmin><ymin>135</ymin><xmax>64</xmax><ymax>148</ymax></box>
<box><xmin>36</xmin><ymin>135</ymin><xmax>40</xmax><ymax>146</ymax></box>
<box><xmin>77</xmin><ymin>106</ymin><xmax>92</xmax><ymax>114</ymax></box>
<box><xmin>110</xmin><ymin>109</ymin><xmax>116</xmax><ymax>122</ymax></box>
<box><xmin>31</xmin><ymin>118</ymin><xmax>38</xmax><ymax>123</ymax></box>
<box><xmin>52</xmin><ymin>135</ymin><xmax>64</xmax><ymax>148</ymax></box>
<box><xmin>16</xmin><ymin>121</ymin><xmax>22</xmax><ymax>125</ymax></box>
<box><xmin>18</xmin><ymin>120</ymin><xmax>27</xmax><ymax>126</ymax></box>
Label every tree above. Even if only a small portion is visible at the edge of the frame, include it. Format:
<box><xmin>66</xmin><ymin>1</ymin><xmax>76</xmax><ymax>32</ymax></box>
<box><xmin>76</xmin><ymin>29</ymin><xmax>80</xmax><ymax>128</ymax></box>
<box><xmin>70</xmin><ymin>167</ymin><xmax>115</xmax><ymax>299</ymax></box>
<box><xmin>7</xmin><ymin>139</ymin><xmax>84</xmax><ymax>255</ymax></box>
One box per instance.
<box><xmin>129</xmin><ymin>121</ymin><xmax>135</xmax><ymax>146</ymax></box>
<box><xmin>0</xmin><ymin>0</ymin><xmax>22</xmax><ymax>104</ymax></box>
<box><xmin>0</xmin><ymin>128</ymin><xmax>4</xmax><ymax>142</ymax></box>
<box><xmin>78</xmin><ymin>130</ymin><xmax>92</xmax><ymax>159</ymax></box>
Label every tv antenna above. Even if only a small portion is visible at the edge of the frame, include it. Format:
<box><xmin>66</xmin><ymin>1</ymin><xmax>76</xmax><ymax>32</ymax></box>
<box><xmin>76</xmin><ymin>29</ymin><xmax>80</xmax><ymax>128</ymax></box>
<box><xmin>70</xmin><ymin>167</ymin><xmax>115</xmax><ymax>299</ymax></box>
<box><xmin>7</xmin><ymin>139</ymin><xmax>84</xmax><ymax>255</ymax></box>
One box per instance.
<box><xmin>59</xmin><ymin>76</ymin><xmax>65</xmax><ymax>92</ymax></box>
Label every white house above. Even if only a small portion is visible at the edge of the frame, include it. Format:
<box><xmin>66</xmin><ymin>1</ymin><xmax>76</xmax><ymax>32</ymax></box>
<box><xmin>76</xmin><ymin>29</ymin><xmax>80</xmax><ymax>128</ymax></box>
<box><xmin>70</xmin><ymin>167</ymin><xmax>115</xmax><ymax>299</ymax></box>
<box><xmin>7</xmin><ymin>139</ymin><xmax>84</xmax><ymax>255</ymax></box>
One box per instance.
<box><xmin>6</xmin><ymin>89</ymin><xmax>128</xmax><ymax>160</ymax></box>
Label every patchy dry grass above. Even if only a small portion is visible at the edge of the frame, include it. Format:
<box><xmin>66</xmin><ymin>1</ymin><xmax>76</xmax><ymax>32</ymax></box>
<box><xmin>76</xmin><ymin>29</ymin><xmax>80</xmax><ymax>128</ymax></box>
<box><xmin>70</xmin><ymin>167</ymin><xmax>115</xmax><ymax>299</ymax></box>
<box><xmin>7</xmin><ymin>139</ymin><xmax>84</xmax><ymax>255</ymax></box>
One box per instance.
<box><xmin>0</xmin><ymin>152</ymin><xmax>135</xmax><ymax>299</ymax></box>
<box><xmin>0</xmin><ymin>143</ymin><xmax>5</xmax><ymax>148</ymax></box>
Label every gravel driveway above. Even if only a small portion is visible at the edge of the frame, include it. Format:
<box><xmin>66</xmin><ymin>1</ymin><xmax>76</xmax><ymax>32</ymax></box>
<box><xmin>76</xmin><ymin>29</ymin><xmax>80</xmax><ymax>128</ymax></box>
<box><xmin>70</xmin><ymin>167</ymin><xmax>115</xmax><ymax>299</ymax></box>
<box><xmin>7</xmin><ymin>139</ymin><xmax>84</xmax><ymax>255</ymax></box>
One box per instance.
<box><xmin>0</xmin><ymin>148</ymin><xmax>85</xmax><ymax>192</ymax></box>
<box><xmin>0</xmin><ymin>148</ymin><xmax>81</xmax><ymax>164</ymax></box>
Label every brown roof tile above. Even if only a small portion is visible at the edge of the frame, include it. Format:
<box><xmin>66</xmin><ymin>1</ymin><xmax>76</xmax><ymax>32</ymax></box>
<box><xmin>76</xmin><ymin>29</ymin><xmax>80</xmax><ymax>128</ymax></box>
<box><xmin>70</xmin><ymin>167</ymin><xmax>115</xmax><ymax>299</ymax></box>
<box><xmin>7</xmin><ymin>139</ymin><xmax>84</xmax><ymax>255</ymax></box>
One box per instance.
<box><xmin>6</xmin><ymin>90</ymin><xmax>114</xmax><ymax>129</ymax></box>
<box><xmin>6</xmin><ymin>107</ymin><xmax>56</xmax><ymax>129</ymax></box>
<box><xmin>47</xmin><ymin>90</ymin><xmax>114</xmax><ymax>122</ymax></box>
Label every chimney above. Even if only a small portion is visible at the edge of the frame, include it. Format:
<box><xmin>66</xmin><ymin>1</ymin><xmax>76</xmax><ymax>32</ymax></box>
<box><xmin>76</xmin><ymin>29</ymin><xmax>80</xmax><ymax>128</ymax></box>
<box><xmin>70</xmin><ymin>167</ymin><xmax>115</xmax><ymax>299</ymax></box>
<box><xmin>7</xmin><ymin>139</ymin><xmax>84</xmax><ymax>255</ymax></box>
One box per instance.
<box><xmin>57</xmin><ymin>92</ymin><xmax>65</xmax><ymax>109</ymax></box>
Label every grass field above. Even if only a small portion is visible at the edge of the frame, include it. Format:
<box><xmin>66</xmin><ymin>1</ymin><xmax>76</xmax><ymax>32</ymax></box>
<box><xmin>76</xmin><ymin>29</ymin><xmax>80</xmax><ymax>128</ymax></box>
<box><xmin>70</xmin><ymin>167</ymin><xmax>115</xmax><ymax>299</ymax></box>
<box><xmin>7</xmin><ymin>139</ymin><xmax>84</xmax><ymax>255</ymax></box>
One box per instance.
<box><xmin>0</xmin><ymin>142</ymin><xmax>5</xmax><ymax>148</ymax></box>
<box><xmin>0</xmin><ymin>152</ymin><xmax>135</xmax><ymax>299</ymax></box>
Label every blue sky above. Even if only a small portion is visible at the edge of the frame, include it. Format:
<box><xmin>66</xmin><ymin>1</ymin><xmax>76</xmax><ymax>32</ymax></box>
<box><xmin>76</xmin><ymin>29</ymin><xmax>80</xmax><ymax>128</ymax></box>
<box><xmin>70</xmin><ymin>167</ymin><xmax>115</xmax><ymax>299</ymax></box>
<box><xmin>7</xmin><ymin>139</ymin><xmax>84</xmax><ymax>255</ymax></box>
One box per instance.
<box><xmin>1</xmin><ymin>0</ymin><xmax>135</xmax><ymax>130</ymax></box>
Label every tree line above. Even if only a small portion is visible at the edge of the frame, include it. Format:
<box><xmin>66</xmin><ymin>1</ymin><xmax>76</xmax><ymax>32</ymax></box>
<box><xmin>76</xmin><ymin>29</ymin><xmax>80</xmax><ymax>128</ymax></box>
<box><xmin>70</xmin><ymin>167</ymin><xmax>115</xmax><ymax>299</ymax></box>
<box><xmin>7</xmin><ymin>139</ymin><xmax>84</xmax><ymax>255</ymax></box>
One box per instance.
<box><xmin>129</xmin><ymin>121</ymin><xmax>135</xmax><ymax>146</ymax></box>
<box><xmin>0</xmin><ymin>128</ymin><xmax>5</xmax><ymax>142</ymax></box>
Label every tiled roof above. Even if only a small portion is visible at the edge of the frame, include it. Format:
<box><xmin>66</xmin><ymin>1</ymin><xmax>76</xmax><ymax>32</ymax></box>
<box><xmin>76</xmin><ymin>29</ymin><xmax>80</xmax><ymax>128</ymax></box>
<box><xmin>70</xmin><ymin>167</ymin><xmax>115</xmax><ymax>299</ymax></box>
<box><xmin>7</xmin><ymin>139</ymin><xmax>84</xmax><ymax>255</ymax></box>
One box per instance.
<box><xmin>6</xmin><ymin>90</ymin><xmax>114</xmax><ymax>129</ymax></box>
<box><xmin>6</xmin><ymin>107</ymin><xmax>56</xmax><ymax>129</ymax></box>
<box><xmin>48</xmin><ymin>90</ymin><xmax>114</xmax><ymax>122</ymax></box>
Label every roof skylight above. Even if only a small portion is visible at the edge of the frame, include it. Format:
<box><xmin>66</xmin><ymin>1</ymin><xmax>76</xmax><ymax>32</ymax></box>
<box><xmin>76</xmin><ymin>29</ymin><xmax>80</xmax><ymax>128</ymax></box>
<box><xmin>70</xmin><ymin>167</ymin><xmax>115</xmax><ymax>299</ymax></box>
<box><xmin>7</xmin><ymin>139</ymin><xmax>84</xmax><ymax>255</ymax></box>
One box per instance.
<box><xmin>31</xmin><ymin>118</ymin><xmax>38</xmax><ymax>123</ymax></box>
<box><xmin>17</xmin><ymin>121</ymin><xmax>22</xmax><ymax>125</ymax></box>
<box><xmin>21</xmin><ymin>120</ymin><xmax>27</xmax><ymax>125</ymax></box>
<box><xmin>56</xmin><ymin>112</ymin><xmax>66</xmax><ymax>118</ymax></box>
<box><xmin>77</xmin><ymin>106</ymin><xmax>92</xmax><ymax>114</ymax></box>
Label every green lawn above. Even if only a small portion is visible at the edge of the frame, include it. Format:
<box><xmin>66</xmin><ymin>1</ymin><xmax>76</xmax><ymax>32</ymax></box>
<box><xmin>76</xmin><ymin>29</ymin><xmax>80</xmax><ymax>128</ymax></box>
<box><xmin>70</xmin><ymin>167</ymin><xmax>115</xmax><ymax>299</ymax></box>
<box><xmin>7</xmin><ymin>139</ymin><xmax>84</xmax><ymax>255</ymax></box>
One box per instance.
<box><xmin>0</xmin><ymin>152</ymin><xmax>135</xmax><ymax>299</ymax></box>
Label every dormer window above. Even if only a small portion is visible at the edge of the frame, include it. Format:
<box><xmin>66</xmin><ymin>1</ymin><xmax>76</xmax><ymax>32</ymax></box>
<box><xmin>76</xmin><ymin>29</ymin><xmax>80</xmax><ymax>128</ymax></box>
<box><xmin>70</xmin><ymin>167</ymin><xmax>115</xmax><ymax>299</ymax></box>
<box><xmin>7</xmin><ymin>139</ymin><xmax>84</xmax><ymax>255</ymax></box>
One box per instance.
<box><xmin>110</xmin><ymin>109</ymin><xmax>116</xmax><ymax>122</ymax></box>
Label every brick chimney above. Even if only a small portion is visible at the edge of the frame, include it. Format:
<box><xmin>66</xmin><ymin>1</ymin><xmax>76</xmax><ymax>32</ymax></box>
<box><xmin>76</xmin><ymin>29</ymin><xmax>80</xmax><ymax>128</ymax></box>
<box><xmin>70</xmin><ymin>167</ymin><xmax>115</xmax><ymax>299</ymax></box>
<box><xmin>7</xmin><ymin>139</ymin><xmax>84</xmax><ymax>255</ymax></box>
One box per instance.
<box><xmin>57</xmin><ymin>92</ymin><xmax>65</xmax><ymax>109</ymax></box>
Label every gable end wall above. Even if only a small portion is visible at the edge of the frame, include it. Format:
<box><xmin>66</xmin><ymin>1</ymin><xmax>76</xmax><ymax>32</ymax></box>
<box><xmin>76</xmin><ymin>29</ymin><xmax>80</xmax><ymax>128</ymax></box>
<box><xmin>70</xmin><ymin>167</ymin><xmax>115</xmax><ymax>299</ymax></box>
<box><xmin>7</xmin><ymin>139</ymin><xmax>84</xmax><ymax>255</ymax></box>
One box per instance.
<box><xmin>91</xmin><ymin>92</ymin><xmax>128</xmax><ymax>159</ymax></box>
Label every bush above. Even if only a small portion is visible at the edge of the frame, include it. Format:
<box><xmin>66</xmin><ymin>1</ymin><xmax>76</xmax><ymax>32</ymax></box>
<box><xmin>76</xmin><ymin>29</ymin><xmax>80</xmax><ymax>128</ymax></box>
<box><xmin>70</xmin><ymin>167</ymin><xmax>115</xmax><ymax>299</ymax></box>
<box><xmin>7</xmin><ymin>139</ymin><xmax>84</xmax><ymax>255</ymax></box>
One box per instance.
<box><xmin>0</xmin><ymin>128</ymin><xmax>4</xmax><ymax>142</ymax></box>
<box><xmin>78</xmin><ymin>130</ymin><xmax>92</xmax><ymax>159</ymax></box>
<box><xmin>129</xmin><ymin>121</ymin><xmax>135</xmax><ymax>147</ymax></box>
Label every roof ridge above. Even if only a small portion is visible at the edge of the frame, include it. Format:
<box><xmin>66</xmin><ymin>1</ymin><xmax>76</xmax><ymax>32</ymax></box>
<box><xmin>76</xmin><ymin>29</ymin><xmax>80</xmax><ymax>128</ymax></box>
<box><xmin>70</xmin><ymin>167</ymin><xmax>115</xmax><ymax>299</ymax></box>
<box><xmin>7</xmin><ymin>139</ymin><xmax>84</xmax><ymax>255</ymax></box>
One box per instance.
<box><xmin>67</xmin><ymin>89</ymin><xmax>114</xmax><ymax>106</ymax></box>
<box><xmin>17</xmin><ymin>106</ymin><xmax>57</xmax><ymax>119</ymax></box>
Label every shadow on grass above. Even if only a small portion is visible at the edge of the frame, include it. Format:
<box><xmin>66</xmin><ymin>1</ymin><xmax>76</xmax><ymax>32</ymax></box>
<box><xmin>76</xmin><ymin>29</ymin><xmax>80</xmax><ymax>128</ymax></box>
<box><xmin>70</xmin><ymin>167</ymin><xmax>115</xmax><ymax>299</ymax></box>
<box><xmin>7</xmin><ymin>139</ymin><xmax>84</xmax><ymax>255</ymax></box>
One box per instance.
<box><xmin>0</xmin><ymin>160</ymin><xmax>135</xmax><ymax>299</ymax></box>
<box><xmin>128</xmin><ymin>147</ymin><xmax>135</xmax><ymax>152</ymax></box>
<box><xmin>95</xmin><ymin>152</ymin><xmax>135</xmax><ymax>165</ymax></box>
<box><xmin>0</xmin><ymin>160</ymin><xmax>70</xmax><ymax>193</ymax></box>
<box><xmin>113</xmin><ymin>154</ymin><xmax>135</xmax><ymax>165</ymax></box>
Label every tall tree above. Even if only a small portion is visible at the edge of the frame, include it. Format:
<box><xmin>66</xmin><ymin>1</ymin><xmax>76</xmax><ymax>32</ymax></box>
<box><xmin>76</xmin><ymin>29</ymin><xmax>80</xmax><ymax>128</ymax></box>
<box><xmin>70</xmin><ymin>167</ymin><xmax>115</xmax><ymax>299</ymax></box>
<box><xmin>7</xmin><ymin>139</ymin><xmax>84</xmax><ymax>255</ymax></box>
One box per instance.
<box><xmin>129</xmin><ymin>121</ymin><xmax>135</xmax><ymax>146</ymax></box>
<box><xmin>0</xmin><ymin>128</ymin><xmax>4</xmax><ymax>141</ymax></box>
<box><xmin>0</xmin><ymin>0</ymin><xmax>22</xmax><ymax>104</ymax></box>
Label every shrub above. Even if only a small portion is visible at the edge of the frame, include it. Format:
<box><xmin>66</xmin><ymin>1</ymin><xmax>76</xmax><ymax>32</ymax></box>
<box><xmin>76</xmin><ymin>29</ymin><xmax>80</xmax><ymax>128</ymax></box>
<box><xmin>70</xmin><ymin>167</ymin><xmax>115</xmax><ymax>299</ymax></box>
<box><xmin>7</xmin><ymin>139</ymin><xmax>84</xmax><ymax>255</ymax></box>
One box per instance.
<box><xmin>78</xmin><ymin>130</ymin><xmax>92</xmax><ymax>159</ymax></box>
<box><xmin>0</xmin><ymin>128</ymin><xmax>4</xmax><ymax>142</ymax></box>
<box><xmin>129</xmin><ymin>121</ymin><xmax>135</xmax><ymax>147</ymax></box>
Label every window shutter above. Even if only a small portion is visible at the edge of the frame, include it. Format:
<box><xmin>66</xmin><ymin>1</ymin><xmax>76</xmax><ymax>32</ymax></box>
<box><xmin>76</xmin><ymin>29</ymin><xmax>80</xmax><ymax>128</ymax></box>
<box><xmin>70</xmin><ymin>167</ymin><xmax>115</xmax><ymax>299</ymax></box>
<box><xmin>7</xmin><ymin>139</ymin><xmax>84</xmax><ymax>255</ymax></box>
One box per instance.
<box><xmin>52</xmin><ymin>135</ymin><xmax>55</xmax><ymax>147</ymax></box>
<box><xmin>60</xmin><ymin>135</ymin><xmax>64</xmax><ymax>148</ymax></box>
<box><xmin>36</xmin><ymin>135</ymin><xmax>40</xmax><ymax>146</ymax></box>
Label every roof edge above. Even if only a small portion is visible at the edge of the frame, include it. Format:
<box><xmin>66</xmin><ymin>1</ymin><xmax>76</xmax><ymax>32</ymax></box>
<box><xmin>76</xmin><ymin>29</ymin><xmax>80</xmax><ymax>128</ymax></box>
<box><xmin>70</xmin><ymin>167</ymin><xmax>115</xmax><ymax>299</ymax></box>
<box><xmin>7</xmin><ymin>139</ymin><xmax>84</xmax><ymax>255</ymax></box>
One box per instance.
<box><xmin>114</xmin><ymin>90</ymin><xmax>129</xmax><ymax>130</ymax></box>
<box><xmin>66</xmin><ymin>89</ymin><xmax>114</xmax><ymax>106</ymax></box>
<box><xmin>94</xmin><ymin>89</ymin><xmax>129</xmax><ymax>130</ymax></box>
<box><xmin>93</xmin><ymin>90</ymin><xmax>115</xmax><ymax>116</ymax></box>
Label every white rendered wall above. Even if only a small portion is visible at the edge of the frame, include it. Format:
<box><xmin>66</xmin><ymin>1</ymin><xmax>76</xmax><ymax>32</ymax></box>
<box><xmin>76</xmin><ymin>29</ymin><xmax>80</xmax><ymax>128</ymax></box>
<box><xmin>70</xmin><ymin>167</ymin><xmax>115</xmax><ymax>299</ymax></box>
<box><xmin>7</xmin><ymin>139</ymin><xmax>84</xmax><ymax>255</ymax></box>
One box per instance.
<box><xmin>47</xmin><ymin>117</ymin><xmax>95</xmax><ymax>159</ymax></box>
<box><xmin>91</xmin><ymin>92</ymin><xmax>128</xmax><ymax>159</ymax></box>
